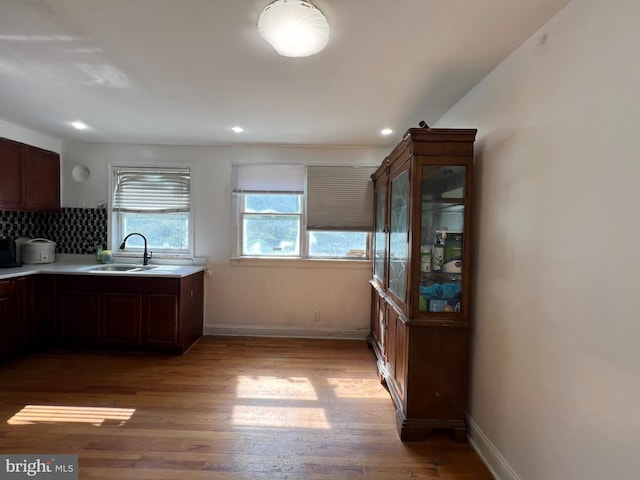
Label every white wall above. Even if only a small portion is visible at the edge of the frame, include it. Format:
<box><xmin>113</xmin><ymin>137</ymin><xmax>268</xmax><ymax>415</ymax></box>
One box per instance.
<box><xmin>434</xmin><ymin>0</ymin><xmax>640</xmax><ymax>478</ymax></box>
<box><xmin>0</xmin><ymin>119</ymin><xmax>62</xmax><ymax>153</ymax></box>
<box><xmin>61</xmin><ymin>142</ymin><xmax>386</xmax><ymax>339</ymax></box>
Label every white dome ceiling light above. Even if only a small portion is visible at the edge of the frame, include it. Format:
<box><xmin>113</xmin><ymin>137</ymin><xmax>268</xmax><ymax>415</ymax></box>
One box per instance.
<box><xmin>258</xmin><ymin>0</ymin><xmax>330</xmax><ymax>58</ymax></box>
<box><xmin>71</xmin><ymin>164</ymin><xmax>90</xmax><ymax>183</ymax></box>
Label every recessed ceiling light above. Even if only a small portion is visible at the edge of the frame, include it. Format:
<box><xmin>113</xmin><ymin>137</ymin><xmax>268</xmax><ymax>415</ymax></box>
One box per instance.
<box><xmin>71</xmin><ymin>121</ymin><xmax>88</xmax><ymax>130</ymax></box>
<box><xmin>380</xmin><ymin>128</ymin><xmax>393</xmax><ymax>135</ymax></box>
<box><xmin>232</xmin><ymin>126</ymin><xmax>244</xmax><ymax>133</ymax></box>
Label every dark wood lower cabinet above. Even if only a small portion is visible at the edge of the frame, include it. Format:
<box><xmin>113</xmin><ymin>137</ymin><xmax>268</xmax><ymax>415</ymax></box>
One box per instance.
<box><xmin>15</xmin><ymin>276</ymin><xmax>36</xmax><ymax>351</ymax></box>
<box><xmin>387</xmin><ymin>306</ymin><xmax>407</xmax><ymax>400</ymax></box>
<box><xmin>370</xmin><ymin>286</ymin><xmax>470</xmax><ymax>442</ymax></box>
<box><xmin>1</xmin><ymin>277</ymin><xmax>38</xmax><ymax>359</ymax></box>
<box><xmin>34</xmin><ymin>274</ymin><xmax>57</xmax><ymax>345</ymax></box>
<box><xmin>1</xmin><ymin>271</ymin><xmax>204</xmax><ymax>359</ymax></box>
<box><xmin>0</xmin><ymin>280</ymin><xmax>16</xmax><ymax>359</ymax></box>
<box><xmin>178</xmin><ymin>271</ymin><xmax>205</xmax><ymax>352</ymax></box>
<box><xmin>370</xmin><ymin>292</ymin><xmax>386</xmax><ymax>365</ymax></box>
<box><xmin>101</xmin><ymin>293</ymin><xmax>142</xmax><ymax>347</ymax></box>
<box><xmin>58</xmin><ymin>291</ymin><xmax>101</xmax><ymax>347</ymax></box>
<box><xmin>144</xmin><ymin>294</ymin><xmax>178</xmax><ymax>347</ymax></box>
<box><xmin>56</xmin><ymin>272</ymin><xmax>204</xmax><ymax>353</ymax></box>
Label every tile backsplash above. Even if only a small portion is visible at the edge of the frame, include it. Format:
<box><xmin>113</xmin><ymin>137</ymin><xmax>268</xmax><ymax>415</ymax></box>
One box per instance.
<box><xmin>0</xmin><ymin>208</ymin><xmax>107</xmax><ymax>254</ymax></box>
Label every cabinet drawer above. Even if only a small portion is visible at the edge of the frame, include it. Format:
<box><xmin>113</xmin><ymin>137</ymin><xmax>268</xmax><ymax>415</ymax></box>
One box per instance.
<box><xmin>140</xmin><ymin>278</ymin><xmax>179</xmax><ymax>294</ymax></box>
<box><xmin>57</xmin><ymin>275</ymin><xmax>179</xmax><ymax>294</ymax></box>
<box><xmin>57</xmin><ymin>275</ymin><xmax>141</xmax><ymax>293</ymax></box>
<box><xmin>0</xmin><ymin>279</ymin><xmax>15</xmax><ymax>297</ymax></box>
<box><xmin>94</xmin><ymin>276</ymin><xmax>141</xmax><ymax>293</ymax></box>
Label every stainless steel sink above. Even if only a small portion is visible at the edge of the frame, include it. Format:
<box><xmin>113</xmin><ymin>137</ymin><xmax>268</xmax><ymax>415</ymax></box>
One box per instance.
<box><xmin>128</xmin><ymin>265</ymin><xmax>158</xmax><ymax>272</ymax></box>
<box><xmin>93</xmin><ymin>265</ymin><xmax>137</xmax><ymax>271</ymax></box>
<box><xmin>85</xmin><ymin>264</ymin><xmax>157</xmax><ymax>272</ymax></box>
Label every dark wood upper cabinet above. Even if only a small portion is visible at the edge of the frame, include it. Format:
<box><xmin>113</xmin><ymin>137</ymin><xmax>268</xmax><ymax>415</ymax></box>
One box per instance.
<box><xmin>0</xmin><ymin>139</ymin><xmax>25</xmax><ymax>208</ymax></box>
<box><xmin>0</xmin><ymin>137</ymin><xmax>60</xmax><ymax>212</ymax></box>
<box><xmin>25</xmin><ymin>144</ymin><xmax>60</xmax><ymax>211</ymax></box>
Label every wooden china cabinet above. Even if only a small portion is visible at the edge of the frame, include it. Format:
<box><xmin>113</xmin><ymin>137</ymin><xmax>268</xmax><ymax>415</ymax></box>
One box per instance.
<box><xmin>368</xmin><ymin>128</ymin><xmax>477</xmax><ymax>441</ymax></box>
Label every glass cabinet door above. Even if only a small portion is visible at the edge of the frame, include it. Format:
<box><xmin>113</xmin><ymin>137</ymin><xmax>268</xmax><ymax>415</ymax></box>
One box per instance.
<box><xmin>389</xmin><ymin>170</ymin><xmax>409</xmax><ymax>302</ymax></box>
<box><xmin>373</xmin><ymin>186</ymin><xmax>386</xmax><ymax>284</ymax></box>
<box><xmin>418</xmin><ymin>165</ymin><xmax>466</xmax><ymax>313</ymax></box>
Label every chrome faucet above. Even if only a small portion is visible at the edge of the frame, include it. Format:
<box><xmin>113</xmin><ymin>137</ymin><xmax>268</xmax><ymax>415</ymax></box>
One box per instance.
<box><xmin>119</xmin><ymin>233</ymin><xmax>152</xmax><ymax>265</ymax></box>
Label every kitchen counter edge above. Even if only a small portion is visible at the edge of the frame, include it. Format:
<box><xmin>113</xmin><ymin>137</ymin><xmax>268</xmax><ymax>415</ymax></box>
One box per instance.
<box><xmin>0</xmin><ymin>263</ymin><xmax>206</xmax><ymax>280</ymax></box>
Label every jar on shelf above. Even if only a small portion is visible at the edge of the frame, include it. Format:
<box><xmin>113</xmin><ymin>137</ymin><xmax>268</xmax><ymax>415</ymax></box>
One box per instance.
<box><xmin>420</xmin><ymin>245</ymin><xmax>432</xmax><ymax>272</ymax></box>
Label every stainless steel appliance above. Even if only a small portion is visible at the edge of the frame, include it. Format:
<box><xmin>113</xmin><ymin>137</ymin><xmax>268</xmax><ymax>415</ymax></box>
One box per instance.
<box><xmin>21</xmin><ymin>238</ymin><xmax>56</xmax><ymax>264</ymax></box>
<box><xmin>0</xmin><ymin>238</ymin><xmax>20</xmax><ymax>268</ymax></box>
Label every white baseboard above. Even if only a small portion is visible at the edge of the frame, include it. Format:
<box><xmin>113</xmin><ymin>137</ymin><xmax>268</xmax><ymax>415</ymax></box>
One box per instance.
<box><xmin>468</xmin><ymin>416</ymin><xmax>521</xmax><ymax>480</ymax></box>
<box><xmin>203</xmin><ymin>323</ymin><xmax>369</xmax><ymax>340</ymax></box>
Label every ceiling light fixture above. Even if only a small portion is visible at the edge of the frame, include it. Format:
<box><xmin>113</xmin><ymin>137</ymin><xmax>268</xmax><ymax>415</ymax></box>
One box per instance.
<box><xmin>380</xmin><ymin>128</ymin><xmax>393</xmax><ymax>135</ymax></box>
<box><xmin>71</xmin><ymin>121</ymin><xmax>88</xmax><ymax>130</ymax></box>
<box><xmin>258</xmin><ymin>0</ymin><xmax>330</xmax><ymax>58</ymax></box>
<box><xmin>232</xmin><ymin>126</ymin><xmax>244</xmax><ymax>133</ymax></box>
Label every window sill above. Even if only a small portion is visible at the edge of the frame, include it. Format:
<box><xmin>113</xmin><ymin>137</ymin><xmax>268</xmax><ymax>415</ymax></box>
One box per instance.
<box><xmin>230</xmin><ymin>257</ymin><xmax>372</xmax><ymax>269</ymax></box>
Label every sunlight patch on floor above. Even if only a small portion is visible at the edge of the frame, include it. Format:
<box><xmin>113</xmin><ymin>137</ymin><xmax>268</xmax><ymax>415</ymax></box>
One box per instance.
<box><xmin>7</xmin><ymin>405</ymin><xmax>136</xmax><ymax>427</ymax></box>
<box><xmin>232</xmin><ymin>405</ymin><xmax>330</xmax><ymax>429</ymax></box>
<box><xmin>327</xmin><ymin>378</ymin><xmax>391</xmax><ymax>399</ymax></box>
<box><xmin>236</xmin><ymin>376</ymin><xmax>318</xmax><ymax>400</ymax></box>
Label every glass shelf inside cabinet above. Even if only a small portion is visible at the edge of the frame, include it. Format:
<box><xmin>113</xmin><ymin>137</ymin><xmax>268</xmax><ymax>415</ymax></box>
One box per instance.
<box><xmin>419</xmin><ymin>165</ymin><xmax>466</xmax><ymax>313</ymax></box>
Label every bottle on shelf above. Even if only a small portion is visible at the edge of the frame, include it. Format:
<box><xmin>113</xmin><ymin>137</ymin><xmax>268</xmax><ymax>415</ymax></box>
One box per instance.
<box><xmin>420</xmin><ymin>245</ymin><xmax>432</xmax><ymax>273</ymax></box>
<box><xmin>432</xmin><ymin>235</ymin><xmax>444</xmax><ymax>271</ymax></box>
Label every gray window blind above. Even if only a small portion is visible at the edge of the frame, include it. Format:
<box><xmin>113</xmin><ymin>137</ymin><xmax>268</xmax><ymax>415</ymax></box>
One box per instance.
<box><xmin>232</xmin><ymin>164</ymin><xmax>305</xmax><ymax>194</ymax></box>
<box><xmin>306</xmin><ymin>165</ymin><xmax>375</xmax><ymax>231</ymax></box>
<box><xmin>112</xmin><ymin>168</ymin><xmax>191</xmax><ymax>213</ymax></box>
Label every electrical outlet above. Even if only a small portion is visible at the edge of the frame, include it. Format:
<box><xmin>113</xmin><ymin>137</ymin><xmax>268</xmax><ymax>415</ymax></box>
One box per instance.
<box><xmin>313</xmin><ymin>310</ymin><xmax>320</xmax><ymax>322</ymax></box>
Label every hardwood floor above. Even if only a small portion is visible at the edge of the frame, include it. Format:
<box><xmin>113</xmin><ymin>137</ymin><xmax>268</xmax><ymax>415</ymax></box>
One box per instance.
<box><xmin>0</xmin><ymin>337</ymin><xmax>493</xmax><ymax>479</ymax></box>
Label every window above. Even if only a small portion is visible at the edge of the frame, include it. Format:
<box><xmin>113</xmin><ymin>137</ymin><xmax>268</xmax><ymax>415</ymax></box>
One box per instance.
<box><xmin>111</xmin><ymin>167</ymin><xmax>191</xmax><ymax>257</ymax></box>
<box><xmin>242</xmin><ymin>194</ymin><xmax>302</xmax><ymax>256</ymax></box>
<box><xmin>232</xmin><ymin>164</ymin><xmax>374</xmax><ymax>260</ymax></box>
<box><xmin>307</xmin><ymin>231</ymin><xmax>369</xmax><ymax>258</ymax></box>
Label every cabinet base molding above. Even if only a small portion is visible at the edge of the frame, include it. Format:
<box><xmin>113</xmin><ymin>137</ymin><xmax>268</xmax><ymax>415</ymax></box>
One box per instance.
<box><xmin>396</xmin><ymin>410</ymin><xmax>467</xmax><ymax>442</ymax></box>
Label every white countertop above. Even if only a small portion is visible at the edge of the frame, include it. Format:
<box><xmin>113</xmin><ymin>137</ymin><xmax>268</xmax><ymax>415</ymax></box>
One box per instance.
<box><xmin>0</xmin><ymin>260</ymin><xmax>206</xmax><ymax>280</ymax></box>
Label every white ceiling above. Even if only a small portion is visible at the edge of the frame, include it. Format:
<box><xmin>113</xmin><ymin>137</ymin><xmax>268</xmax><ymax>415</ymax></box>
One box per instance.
<box><xmin>0</xmin><ymin>0</ymin><xmax>570</xmax><ymax>148</ymax></box>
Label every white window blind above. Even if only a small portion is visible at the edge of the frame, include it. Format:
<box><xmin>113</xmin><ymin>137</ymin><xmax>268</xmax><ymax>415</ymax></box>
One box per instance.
<box><xmin>306</xmin><ymin>165</ymin><xmax>376</xmax><ymax>231</ymax></box>
<box><xmin>232</xmin><ymin>164</ymin><xmax>305</xmax><ymax>194</ymax></box>
<box><xmin>113</xmin><ymin>168</ymin><xmax>191</xmax><ymax>213</ymax></box>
